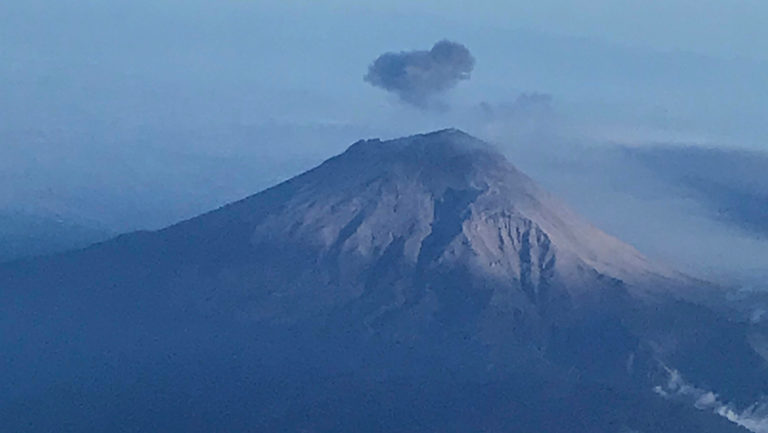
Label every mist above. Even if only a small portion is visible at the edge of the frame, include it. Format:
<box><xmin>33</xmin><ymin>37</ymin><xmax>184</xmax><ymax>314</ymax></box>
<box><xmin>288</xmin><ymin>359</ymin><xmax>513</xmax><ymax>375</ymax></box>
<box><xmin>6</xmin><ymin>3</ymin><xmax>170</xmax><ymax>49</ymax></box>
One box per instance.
<box><xmin>2</xmin><ymin>0</ymin><xmax>767</xmax><ymax>285</ymax></box>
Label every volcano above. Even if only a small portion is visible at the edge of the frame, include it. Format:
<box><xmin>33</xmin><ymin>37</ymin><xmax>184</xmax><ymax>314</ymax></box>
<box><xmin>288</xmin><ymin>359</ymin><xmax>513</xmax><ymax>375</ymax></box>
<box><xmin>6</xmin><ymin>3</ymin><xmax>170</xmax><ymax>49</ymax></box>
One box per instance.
<box><xmin>1</xmin><ymin>129</ymin><xmax>763</xmax><ymax>432</ymax></box>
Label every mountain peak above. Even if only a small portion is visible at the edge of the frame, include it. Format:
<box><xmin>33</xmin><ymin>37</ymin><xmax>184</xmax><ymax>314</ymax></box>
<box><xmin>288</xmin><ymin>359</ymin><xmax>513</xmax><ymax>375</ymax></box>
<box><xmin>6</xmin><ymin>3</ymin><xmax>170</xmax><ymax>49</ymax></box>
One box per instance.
<box><xmin>164</xmin><ymin>129</ymin><xmax>679</xmax><ymax>316</ymax></box>
<box><xmin>343</xmin><ymin>128</ymin><xmax>502</xmax><ymax>164</ymax></box>
<box><xmin>421</xmin><ymin>127</ymin><xmax>474</xmax><ymax>139</ymax></box>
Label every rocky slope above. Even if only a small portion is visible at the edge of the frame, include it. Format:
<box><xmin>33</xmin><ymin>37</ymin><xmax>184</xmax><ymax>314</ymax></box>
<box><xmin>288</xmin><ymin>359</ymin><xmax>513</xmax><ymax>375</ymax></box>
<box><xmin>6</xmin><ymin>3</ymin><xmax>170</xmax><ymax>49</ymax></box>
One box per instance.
<box><xmin>0</xmin><ymin>129</ymin><xmax>763</xmax><ymax>432</ymax></box>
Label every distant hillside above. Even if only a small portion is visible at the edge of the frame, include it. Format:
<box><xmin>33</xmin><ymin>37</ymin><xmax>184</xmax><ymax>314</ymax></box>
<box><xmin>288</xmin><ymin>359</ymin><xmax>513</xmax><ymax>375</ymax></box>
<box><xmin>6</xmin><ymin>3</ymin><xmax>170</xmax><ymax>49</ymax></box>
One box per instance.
<box><xmin>625</xmin><ymin>145</ymin><xmax>768</xmax><ymax>237</ymax></box>
<box><xmin>0</xmin><ymin>211</ymin><xmax>112</xmax><ymax>262</ymax></box>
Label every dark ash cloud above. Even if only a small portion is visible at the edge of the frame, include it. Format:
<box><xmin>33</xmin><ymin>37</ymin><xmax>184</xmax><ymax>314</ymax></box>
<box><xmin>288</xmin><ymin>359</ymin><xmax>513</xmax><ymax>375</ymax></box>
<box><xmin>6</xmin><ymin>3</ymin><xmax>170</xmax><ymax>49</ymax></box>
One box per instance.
<box><xmin>364</xmin><ymin>40</ymin><xmax>475</xmax><ymax>108</ymax></box>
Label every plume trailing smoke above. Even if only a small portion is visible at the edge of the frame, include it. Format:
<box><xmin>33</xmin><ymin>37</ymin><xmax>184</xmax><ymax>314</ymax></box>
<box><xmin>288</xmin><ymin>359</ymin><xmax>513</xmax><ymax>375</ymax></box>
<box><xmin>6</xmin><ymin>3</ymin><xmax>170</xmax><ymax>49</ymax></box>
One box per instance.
<box><xmin>364</xmin><ymin>40</ymin><xmax>475</xmax><ymax>108</ymax></box>
<box><xmin>655</xmin><ymin>368</ymin><xmax>768</xmax><ymax>432</ymax></box>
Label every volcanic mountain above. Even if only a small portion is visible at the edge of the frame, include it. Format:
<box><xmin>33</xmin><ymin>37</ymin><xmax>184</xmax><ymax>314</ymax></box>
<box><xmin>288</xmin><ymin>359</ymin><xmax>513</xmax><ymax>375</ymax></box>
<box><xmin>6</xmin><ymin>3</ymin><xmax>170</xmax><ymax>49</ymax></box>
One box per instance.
<box><xmin>1</xmin><ymin>129</ymin><xmax>764</xmax><ymax>432</ymax></box>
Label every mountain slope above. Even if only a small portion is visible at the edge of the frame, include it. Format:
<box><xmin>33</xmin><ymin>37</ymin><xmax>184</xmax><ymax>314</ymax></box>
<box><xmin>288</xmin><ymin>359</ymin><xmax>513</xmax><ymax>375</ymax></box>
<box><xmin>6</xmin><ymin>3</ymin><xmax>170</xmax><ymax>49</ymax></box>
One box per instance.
<box><xmin>0</xmin><ymin>210</ymin><xmax>112</xmax><ymax>263</ymax></box>
<box><xmin>0</xmin><ymin>129</ymin><xmax>762</xmax><ymax>432</ymax></box>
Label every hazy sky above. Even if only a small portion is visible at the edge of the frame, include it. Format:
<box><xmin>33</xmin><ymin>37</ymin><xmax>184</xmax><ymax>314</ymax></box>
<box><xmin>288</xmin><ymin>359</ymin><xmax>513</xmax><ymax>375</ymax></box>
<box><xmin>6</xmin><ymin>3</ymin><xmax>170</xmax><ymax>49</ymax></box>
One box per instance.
<box><xmin>3</xmin><ymin>0</ymin><xmax>767</xmax><ymax>143</ymax></box>
<box><xmin>326</xmin><ymin>0</ymin><xmax>768</xmax><ymax>61</ymax></box>
<box><xmin>1</xmin><ymin>0</ymin><xmax>766</xmax><ymax>283</ymax></box>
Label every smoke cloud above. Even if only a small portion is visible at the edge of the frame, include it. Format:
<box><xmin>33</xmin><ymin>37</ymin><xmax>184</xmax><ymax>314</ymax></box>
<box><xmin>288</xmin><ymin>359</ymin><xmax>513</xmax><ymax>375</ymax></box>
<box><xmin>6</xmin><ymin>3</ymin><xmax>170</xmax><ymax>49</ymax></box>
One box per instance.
<box><xmin>655</xmin><ymin>368</ymin><xmax>768</xmax><ymax>432</ymax></box>
<box><xmin>364</xmin><ymin>40</ymin><xmax>475</xmax><ymax>108</ymax></box>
